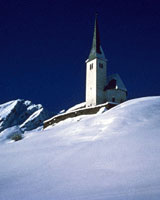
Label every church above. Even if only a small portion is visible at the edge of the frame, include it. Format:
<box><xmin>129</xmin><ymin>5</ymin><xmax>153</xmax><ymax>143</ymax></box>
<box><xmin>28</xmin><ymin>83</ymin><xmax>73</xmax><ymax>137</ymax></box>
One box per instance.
<box><xmin>85</xmin><ymin>16</ymin><xmax>127</xmax><ymax>107</ymax></box>
<box><xmin>43</xmin><ymin>16</ymin><xmax>128</xmax><ymax>128</ymax></box>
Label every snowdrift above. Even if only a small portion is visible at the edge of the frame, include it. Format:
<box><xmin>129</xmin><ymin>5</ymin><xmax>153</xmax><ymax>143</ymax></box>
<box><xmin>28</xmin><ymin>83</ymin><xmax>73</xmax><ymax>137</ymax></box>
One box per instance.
<box><xmin>0</xmin><ymin>96</ymin><xmax>160</xmax><ymax>200</ymax></box>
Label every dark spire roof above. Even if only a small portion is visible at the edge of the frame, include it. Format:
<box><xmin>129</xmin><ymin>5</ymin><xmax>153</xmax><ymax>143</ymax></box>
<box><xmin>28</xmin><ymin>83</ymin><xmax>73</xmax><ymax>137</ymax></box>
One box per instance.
<box><xmin>87</xmin><ymin>15</ymin><xmax>106</xmax><ymax>62</ymax></box>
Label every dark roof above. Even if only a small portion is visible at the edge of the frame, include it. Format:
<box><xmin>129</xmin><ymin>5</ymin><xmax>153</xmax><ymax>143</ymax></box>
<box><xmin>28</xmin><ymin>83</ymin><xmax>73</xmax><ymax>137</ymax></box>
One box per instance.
<box><xmin>104</xmin><ymin>79</ymin><xmax>117</xmax><ymax>91</ymax></box>
<box><xmin>105</xmin><ymin>74</ymin><xmax>127</xmax><ymax>92</ymax></box>
<box><xmin>87</xmin><ymin>15</ymin><xmax>106</xmax><ymax>62</ymax></box>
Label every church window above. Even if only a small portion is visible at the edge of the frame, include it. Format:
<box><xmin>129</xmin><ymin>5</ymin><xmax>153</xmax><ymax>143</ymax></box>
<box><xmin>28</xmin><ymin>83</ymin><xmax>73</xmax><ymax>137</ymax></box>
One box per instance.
<box><xmin>90</xmin><ymin>63</ymin><xmax>93</xmax><ymax>70</ymax></box>
<box><xmin>99</xmin><ymin>63</ymin><xmax>103</xmax><ymax>68</ymax></box>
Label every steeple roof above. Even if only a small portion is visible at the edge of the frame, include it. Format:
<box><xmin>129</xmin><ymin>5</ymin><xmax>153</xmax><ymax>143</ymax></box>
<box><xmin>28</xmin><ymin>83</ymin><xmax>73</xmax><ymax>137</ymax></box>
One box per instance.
<box><xmin>87</xmin><ymin>15</ymin><xmax>106</xmax><ymax>62</ymax></box>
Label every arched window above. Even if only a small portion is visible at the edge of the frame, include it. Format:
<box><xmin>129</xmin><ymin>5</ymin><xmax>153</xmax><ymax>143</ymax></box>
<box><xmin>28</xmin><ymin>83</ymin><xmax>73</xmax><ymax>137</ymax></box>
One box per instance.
<box><xmin>90</xmin><ymin>63</ymin><xmax>93</xmax><ymax>70</ymax></box>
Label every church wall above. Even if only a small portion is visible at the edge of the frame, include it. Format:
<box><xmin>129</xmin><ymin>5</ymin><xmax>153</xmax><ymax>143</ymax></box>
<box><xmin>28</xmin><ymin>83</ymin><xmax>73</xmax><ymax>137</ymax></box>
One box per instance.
<box><xmin>96</xmin><ymin>59</ymin><xmax>107</xmax><ymax>104</ymax></box>
<box><xmin>86</xmin><ymin>59</ymin><xmax>97</xmax><ymax>107</ymax></box>
<box><xmin>106</xmin><ymin>89</ymin><xmax>126</xmax><ymax>103</ymax></box>
<box><xmin>86</xmin><ymin>58</ymin><xmax>107</xmax><ymax>107</ymax></box>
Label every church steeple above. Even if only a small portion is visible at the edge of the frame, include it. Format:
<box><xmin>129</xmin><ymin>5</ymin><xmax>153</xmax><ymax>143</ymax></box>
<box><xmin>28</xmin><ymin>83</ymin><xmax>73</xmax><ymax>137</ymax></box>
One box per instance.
<box><xmin>88</xmin><ymin>14</ymin><xmax>106</xmax><ymax>62</ymax></box>
<box><xmin>85</xmin><ymin>15</ymin><xmax>107</xmax><ymax>107</ymax></box>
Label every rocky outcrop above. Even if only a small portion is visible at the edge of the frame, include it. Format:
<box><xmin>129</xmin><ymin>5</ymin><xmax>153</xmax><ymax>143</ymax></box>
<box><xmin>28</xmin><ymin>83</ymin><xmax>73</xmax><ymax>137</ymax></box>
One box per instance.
<box><xmin>0</xmin><ymin>99</ymin><xmax>50</xmax><ymax>140</ymax></box>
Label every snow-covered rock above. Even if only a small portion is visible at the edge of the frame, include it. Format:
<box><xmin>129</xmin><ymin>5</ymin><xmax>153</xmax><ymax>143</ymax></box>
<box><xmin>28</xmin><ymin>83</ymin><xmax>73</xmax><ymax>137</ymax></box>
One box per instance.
<box><xmin>0</xmin><ymin>99</ymin><xmax>49</xmax><ymax>140</ymax></box>
<box><xmin>0</xmin><ymin>96</ymin><xmax>160</xmax><ymax>200</ymax></box>
<box><xmin>66</xmin><ymin>102</ymin><xmax>86</xmax><ymax>113</ymax></box>
<box><xmin>0</xmin><ymin>126</ymin><xmax>23</xmax><ymax>141</ymax></box>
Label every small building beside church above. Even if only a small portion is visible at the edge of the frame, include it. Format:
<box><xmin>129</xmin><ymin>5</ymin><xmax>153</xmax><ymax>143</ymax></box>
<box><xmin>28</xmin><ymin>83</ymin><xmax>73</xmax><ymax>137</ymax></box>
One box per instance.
<box><xmin>85</xmin><ymin>16</ymin><xmax>127</xmax><ymax>107</ymax></box>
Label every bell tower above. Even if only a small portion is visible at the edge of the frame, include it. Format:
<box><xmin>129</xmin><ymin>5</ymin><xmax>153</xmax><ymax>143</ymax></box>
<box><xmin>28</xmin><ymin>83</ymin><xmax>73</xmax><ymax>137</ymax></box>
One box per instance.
<box><xmin>86</xmin><ymin>15</ymin><xmax>107</xmax><ymax>107</ymax></box>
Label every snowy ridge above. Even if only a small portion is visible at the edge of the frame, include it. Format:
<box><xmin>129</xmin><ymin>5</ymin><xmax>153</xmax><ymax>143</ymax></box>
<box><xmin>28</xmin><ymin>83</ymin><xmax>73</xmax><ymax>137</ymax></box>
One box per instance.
<box><xmin>0</xmin><ymin>99</ymin><xmax>49</xmax><ymax>141</ymax></box>
<box><xmin>45</xmin><ymin>101</ymin><xmax>116</xmax><ymax>125</ymax></box>
<box><xmin>66</xmin><ymin>102</ymin><xmax>86</xmax><ymax>113</ymax></box>
<box><xmin>1</xmin><ymin>96</ymin><xmax>160</xmax><ymax>200</ymax></box>
<box><xmin>0</xmin><ymin>100</ymin><xmax>19</xmax><ymax>121</ymax></box>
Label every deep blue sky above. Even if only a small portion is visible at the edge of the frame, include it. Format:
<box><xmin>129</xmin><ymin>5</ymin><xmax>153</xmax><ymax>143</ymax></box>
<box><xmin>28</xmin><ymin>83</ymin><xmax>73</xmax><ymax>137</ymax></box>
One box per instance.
<box><xmin>0</xmin><ymin>0</ymin><xmax>160</xmax><ymax>112</ymax></box>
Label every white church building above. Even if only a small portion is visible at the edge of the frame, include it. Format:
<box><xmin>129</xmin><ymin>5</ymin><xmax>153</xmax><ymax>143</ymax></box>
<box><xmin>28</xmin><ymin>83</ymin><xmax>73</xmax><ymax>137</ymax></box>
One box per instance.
<box><xmin>43</xmin><ymin>17</ymin><xmax>128</xmax><ymax>128</ymax></box>
<box><xmin>85</xmin><ymin>16</ymin><xmax>127</xmax><ymax>107</ymax></box>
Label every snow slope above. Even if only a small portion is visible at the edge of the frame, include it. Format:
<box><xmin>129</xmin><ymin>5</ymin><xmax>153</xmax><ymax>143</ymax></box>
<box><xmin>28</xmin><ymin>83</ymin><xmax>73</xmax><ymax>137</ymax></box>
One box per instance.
<box><xmin>0</xmin><ymin>96</ymin><xmax>160</xmax><ymax>200</ymax></box>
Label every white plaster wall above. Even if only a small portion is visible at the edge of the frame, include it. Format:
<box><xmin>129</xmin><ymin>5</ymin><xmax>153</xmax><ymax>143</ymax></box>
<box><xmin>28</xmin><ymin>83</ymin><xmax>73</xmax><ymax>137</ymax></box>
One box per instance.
<box><xmin>106</xmin><ymin>89</ymin><xmax>127</xmax><ymax>103</ymax></box>
<box><xmin>86</xmin><ymin>59</ymin><xmax>97</xmax><ymax>107</ymax></box>
<box><xmin>86</xmin><ymin>58</ymin><xmax>107</xmax><ymax>107</ymax></box>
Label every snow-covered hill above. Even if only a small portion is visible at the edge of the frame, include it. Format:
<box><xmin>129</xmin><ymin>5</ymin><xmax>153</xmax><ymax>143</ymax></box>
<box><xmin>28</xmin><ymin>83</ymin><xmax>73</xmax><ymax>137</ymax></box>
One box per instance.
<box><xmin>0</xmin><ymin>99</ymin><xmax>49</xmax><ymax>141</ymax></box>
<box><xmin>1</xmin><ymin>97</ymin><xmax>160</xmax><ymax>200</ymax></box>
